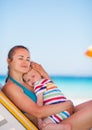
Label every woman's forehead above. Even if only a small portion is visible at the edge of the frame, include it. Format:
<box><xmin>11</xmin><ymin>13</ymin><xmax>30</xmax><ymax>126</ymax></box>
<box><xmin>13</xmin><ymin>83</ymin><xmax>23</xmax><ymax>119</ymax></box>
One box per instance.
<box><xmin>14</xmin><ymin>48</ymin><xmax>30</xmax><ymax>57</ymax></box>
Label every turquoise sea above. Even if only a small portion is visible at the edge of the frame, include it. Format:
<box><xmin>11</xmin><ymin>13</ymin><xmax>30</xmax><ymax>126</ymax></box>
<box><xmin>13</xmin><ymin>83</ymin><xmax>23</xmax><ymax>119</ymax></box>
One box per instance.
<box><xmin>0</xmin><ymin>75</ymin><xmax>92</xmax><ymax>105</ymax></box>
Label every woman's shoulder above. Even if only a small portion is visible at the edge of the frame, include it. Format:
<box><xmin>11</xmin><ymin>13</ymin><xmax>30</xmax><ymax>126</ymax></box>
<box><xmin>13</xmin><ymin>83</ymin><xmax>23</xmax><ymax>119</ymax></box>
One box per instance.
<box><xmin>2</xmin><ymin>81</ymin><xmax>26</xmax><ymax>105</ymax></box>
<box><xmin>3</xmin><ymin>80</ymin><xmax>16</xmax><ymax>89</ymax></box>
<box><xmin>2</xmin><ymin>80</ymin><xmax>23</xmax><ymax>95</ymax></box>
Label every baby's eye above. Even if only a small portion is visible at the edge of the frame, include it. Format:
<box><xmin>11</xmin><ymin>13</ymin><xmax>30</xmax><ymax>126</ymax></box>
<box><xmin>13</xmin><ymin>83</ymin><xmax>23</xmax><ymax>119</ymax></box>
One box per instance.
<box><xmin>24</xmin><ymin>78</ymin><xmax>29</xmax><ymax>82</ymax></box>
<box><xmin>27</xmin><ymin>79</ymin><xmax>31</xmax><ymax>82</ymax></box>
<box><xmin>32</xmin><ymin>75</ymin><xmax>35</xmax><ymax>78</ymax></box>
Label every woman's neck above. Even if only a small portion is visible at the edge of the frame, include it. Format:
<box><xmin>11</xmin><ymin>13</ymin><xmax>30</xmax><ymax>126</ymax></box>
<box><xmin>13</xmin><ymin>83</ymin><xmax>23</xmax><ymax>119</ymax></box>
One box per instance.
<box><xmin>9</xmin><ymin>73</ymin><xmax>23</xmax><ymax>84</ymax></box>
<box><xmin>9</xmin><ymin>73</ymin><xmax>34</xmax><ymax>92</ymax></box>
<box><xmin>10</xmin><ymin>70</ymin><xmax>23</xmax><ymax>80</ymax></box>
<box><xmin>9</xmin><ymin>76</ymin><xmax>33</xmax><ymax>92</ymax></box>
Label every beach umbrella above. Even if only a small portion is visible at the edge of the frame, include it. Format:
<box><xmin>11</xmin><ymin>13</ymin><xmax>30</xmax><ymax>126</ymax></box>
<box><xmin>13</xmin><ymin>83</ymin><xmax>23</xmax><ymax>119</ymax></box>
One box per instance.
<box><xmin>85</xmin><ymin>45</ymin><xmax>92</xmax><ymax>58</ymax></box>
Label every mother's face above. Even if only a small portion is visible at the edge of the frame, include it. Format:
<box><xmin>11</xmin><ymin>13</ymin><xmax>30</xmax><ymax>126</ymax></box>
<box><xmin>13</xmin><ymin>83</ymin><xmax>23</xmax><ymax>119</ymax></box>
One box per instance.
<box><xmin>7</xmin><ymin>48</ymin><xmax>31</xmax><ymax>74</ymax></box>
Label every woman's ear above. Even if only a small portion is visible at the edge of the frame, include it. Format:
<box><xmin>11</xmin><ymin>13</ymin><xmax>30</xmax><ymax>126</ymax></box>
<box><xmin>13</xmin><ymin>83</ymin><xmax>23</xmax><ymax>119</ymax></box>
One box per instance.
<box><xmin>7</xmin><ymin>58</ymin><xmax>11</xmax><ymax>64</ymax></box>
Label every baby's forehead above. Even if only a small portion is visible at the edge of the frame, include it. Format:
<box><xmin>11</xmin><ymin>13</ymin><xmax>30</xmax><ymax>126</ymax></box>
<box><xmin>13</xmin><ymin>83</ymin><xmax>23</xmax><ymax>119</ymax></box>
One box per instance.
<box><xmin>29</xmin><ymin>65</ymin><xmax>32</xmax><ymax>70</ymax></box>
<box><xmin>29</xmin><ymin>69</ymin><xmax>36</xmax><ymax>74</ymax></box>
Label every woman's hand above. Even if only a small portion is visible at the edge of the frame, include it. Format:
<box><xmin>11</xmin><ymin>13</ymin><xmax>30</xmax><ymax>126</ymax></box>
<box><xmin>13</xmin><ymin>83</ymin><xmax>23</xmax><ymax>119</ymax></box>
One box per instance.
<box><xmin>31</xmin><ymin>61</ymin><xmax>50</xmax><ymax>79</ymax></box>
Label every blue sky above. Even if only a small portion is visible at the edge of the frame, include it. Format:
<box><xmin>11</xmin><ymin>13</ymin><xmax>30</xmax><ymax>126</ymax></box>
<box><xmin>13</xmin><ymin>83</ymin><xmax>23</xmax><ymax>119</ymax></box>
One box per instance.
<box><xmin>0</xmin><ymin>0</ymin><xmax>92</xmax><ymax>76</ymax></box>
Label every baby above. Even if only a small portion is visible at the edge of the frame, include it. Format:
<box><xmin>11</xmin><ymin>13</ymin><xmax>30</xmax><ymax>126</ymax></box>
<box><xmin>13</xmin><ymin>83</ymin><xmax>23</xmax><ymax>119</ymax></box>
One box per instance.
<box><xmin>23</xmin><ymin>67</ymin><xmax>72</xmax><ymax>130</ymax></box>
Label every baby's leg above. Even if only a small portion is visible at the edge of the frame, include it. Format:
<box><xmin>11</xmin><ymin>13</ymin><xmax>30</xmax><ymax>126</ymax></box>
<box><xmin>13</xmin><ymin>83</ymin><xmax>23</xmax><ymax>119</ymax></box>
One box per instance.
<box><xmin>40</xmin><ymin>118</ymin><xmax>71</xmax><ymax>130</ymax></box>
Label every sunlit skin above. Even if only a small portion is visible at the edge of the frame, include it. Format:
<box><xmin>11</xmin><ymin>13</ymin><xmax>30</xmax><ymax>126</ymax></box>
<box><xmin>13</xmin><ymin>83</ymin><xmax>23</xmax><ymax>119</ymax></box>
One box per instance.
<box><xmin>23</xmin><ymin>69</ymin><xmax>42</xmax><ymax>87</ymax></box>
<box><xmin>2</xmin><ymin>46</ymin><xmax>92</xmax><ymax>130</ymax></box>
<box><xmin>3</xmin><ymin>47</ymin><xmax>74</xmax><ymax>128</ymax></box>
<box><xmin>23</xmin><ymin>69</ymin><xmax>73</xmax><ymax>130</ymax></box>
<box><xmin>7</xmin><ymin>48</ymin><xmax>31</xmax><ymax>74</ymax></box>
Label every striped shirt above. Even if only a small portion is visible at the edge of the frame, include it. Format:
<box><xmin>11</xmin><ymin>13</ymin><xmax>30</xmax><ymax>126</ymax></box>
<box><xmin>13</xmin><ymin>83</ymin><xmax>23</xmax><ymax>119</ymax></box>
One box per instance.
<box><xmin>34</xmin><ymin>79</ymin><xmax>70</xmax><ymax>123</ymax></box>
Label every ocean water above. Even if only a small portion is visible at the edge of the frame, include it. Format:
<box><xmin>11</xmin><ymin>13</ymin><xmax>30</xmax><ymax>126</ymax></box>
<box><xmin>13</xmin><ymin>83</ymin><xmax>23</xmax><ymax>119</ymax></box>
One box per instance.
<box><xmin>51</xmin><ymin>76</ymin><xmax>92</xmax><ymax>105</ymax></box>
<box><xmin>0</xmin><ymin>75</ymin><xmax>92</xmax><ymax>105</ymax></box>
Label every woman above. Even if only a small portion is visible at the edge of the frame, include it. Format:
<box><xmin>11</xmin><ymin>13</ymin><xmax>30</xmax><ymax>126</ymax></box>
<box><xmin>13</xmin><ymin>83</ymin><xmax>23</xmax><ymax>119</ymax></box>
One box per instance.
<box><xmin>2</xmin><ymin>45</ymin><xmax>92</xmax><ymax>130</ymax></box>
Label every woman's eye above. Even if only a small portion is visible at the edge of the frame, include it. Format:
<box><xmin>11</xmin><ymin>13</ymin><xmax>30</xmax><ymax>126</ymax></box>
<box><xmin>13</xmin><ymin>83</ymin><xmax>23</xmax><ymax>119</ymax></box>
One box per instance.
<box><xmin>26</xmin><ymin>59</ymin><xmax>30</xmax><ymax>61</ymax></box>
<box><xmin>18</xmin><ymin>58</ymin><xmax>23</xmax><ymax>60</ymax></box>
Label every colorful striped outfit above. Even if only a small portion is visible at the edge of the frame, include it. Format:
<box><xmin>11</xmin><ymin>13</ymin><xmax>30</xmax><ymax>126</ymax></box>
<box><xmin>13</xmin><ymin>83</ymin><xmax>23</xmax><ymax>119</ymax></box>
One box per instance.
<box><xmin>34</xmin><ymin>79</ymin><xmax>70</xmax><ymax>124</ymax></box>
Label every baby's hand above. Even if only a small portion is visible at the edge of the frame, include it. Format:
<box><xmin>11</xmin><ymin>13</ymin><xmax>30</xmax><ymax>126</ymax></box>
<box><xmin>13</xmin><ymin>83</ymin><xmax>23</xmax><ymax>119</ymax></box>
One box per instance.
<box><xmin>66</xmin><ymin>100</ymin><xmax>75</xmax><ymax>115</ymax></box>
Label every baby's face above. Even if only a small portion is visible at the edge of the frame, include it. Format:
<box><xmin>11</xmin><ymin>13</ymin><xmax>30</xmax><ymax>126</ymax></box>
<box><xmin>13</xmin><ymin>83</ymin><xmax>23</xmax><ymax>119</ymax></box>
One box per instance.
<box><xmin>24</xmin><ymin>69</ymin><xmax>41</xmax><ymax>87</ymax></box>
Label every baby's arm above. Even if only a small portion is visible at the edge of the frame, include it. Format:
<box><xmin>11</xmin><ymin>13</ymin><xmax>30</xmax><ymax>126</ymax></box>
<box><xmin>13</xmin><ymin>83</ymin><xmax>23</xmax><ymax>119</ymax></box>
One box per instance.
<box><xmin>36</xmin><ymin>93</ymin><xmax>44</xmax><ymax>129</ymax></box>
<box><xmin>37</xmin><ymin>93</ymin><xmax>43</xmax><ymax>106</ymax></box>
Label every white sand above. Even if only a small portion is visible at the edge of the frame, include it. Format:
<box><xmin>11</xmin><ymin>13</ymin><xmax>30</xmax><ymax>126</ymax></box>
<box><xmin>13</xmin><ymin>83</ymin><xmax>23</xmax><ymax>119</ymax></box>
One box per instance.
<box><xmin>71</xmin><ymin>98</ymin><xmax>92</xmax><ymax>106</ymax></box>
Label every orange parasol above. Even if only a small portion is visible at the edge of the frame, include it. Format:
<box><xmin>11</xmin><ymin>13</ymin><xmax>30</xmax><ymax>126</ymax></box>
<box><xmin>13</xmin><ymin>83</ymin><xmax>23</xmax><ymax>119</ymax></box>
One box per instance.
<box><xmin>85</xmin><ymin>46</ymin><xmax>92</xmax><ymax>58</ymax></box>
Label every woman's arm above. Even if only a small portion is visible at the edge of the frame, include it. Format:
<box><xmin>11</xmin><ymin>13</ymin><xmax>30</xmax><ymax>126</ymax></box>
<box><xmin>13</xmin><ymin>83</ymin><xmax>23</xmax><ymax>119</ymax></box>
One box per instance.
<box><xmin>2</xmin><ymin>83</ymin><xmax>74</xmax><ymax>119</ymax></box>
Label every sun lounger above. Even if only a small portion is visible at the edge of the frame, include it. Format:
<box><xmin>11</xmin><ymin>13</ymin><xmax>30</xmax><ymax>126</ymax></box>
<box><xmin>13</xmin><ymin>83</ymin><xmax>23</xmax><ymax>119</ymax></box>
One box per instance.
<box><xmin>0</xmin><ymin>90</ymin><xmax>38</xmax><ymax>130</ymax></box>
